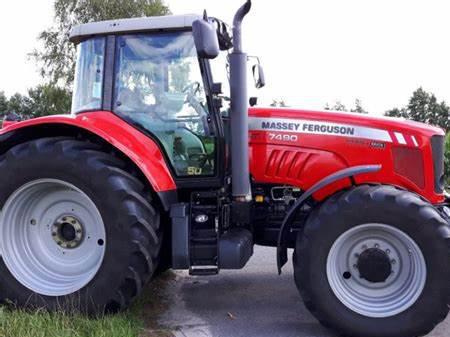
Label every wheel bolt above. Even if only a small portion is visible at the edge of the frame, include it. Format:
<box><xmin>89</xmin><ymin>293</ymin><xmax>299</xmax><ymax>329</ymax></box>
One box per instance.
<box><xmin>374</xmin><ymin>243</ymin><xmax>379</xmax><ymax>248</ymax></box>
<box><xmin>391</xmin><ymin>259</ymin><xmax>396</xmax><ymax>265</ymax></box>
<box><xmin>30</xmin><ymin>219</ymin><xmax>37</xmax><ymax>225</ymax></box>
<box><xmin>386</xmin><ymin>249</ymin><xmax>391</xmax><ymax>254</ymax></box>
<box><xmin>354</xmin><ymin>253</ymin><xmax>360</xmax><ymax>258</ymax></box>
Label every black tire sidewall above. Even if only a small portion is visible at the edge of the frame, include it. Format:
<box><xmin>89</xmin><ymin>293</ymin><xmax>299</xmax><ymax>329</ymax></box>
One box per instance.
<box><xmin>0</xmin><ymin>141</ymin><xmax>141</xmax><ymax>312</ymax></box>
<box><xmin>295</xmin><ymin>186</ymin><xmax>450</xmax><ymax>337</ymax></box>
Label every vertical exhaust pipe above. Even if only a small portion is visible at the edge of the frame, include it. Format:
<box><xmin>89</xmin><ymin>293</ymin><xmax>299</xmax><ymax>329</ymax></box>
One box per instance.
<box><xmin>230</xmin><ymin>0</ymin><xmax>252</xmax><ymax>202</ymax></box>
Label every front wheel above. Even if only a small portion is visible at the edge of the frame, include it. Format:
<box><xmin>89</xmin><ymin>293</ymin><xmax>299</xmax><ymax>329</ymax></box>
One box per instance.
<box><xmin>294</xmin><ymin>185</ymin><xmax>450</xmax><ymax>337</ymax></box>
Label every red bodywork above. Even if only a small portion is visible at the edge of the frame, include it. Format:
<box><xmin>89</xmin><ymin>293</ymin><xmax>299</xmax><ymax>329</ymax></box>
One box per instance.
<box><xmin>249</xmin><ymin>107</ymin><xmax>445</xmax><ymax>204</ymax></box>
<box><xmin>1</xmin><ymin>108</ymin><xmax>445</xmax><ymax>204</ymax></box>
<box><xmin>0</xmin><ymin>111</ymin><xmax>176</xmax><ymax>193</ymax></box>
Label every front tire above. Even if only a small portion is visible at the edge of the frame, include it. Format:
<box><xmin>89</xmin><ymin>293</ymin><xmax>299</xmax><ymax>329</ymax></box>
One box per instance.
<box><xmin>0</xmin><ymin>138</ymin><xmax>162</xmax><ymax>314</ymax></box>
<box><xmin>294</xmin><ymin>185</ymin><xmax>450</xmax><ymax>337</ymax></box>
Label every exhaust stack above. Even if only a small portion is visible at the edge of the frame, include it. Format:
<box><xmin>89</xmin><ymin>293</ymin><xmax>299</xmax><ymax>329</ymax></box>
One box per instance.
<box><xmin>230</xmin><ymin>0</ymin><xmax>252</xmax><ymax>202</ymax></box>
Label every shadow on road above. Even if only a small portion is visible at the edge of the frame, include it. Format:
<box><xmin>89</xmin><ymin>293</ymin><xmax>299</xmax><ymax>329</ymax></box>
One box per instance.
<box><xmin>159</xmin><ymin>246</ymin><xmax>449</xmax><ymax>337</ymax></box>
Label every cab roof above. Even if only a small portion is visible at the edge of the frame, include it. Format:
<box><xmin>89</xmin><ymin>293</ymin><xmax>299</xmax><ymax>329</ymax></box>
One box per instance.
<box><xmin>69</xmin><ymin>14</ymin><xmax>201</xmax><ymax>44</ymax></box>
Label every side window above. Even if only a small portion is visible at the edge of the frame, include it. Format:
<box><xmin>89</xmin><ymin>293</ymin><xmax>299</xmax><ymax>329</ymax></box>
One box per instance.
<box><xmin>72</xmin><ymin>38</ymin><xmax>105</xmax><ymax>113</ymax></box>
<box><xmin>114</xmin><ymin>32</ymin><xmax>215</xmax><ymax>177</ymax></box>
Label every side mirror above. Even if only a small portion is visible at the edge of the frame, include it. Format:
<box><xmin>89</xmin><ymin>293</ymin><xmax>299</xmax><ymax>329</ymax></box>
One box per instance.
<box><xmin>252</xmin><ymin>64</ymin><xmax>266</xmax><ymax>89</ymax></box>
<box><xmin>192</xmin><ymin>19</ymin><xmax>220</xmax><ymax>59</ymax></box>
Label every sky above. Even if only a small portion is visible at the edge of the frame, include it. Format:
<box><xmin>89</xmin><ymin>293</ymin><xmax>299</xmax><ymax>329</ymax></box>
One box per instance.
<box><xmin>0</xmin><ymin>0</ymin><xmax>450</xmax><ymax>115</ymax></box>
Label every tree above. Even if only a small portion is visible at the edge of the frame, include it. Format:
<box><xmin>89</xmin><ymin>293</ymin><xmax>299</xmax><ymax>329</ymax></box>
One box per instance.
<box><xmin>7</xmin><ymin>93</ymin><xmax>33</xmax><ymax>119</ymax></box>
<box><xmin>385</xmin><ymin>88</ymin><xmax>450</xmax><ymax>130</ymax></box>
<box><xmin>385</xmin><ymin>107</ymin><xmax>409</xmax><ymax>119</ymax></box>
<box><xmin>28</xmin><ymin>85</ymin><xmax>72</xmax><ymax>117</ymax></box>
<box><xmin>32</xmin><ymin>0</ymin><xmax>170</xmax><ymax>87</ymax></box>
<box><xmin>0</xmin><ymin>92</ymin><xmax>8</xmax><ymax>117</ymax></box>
<box><xmin>0</xmin><ymin>85</ymin><xmax>72</xmax><ymax>120</ymax></box>
<box><xmin>270</xmin><ymin>99</ymin><xmax>288</xmax><ymax>107</ymax></box>
<box><xmin>351</xmin><ymin>99</ymin><xmax>368</xmax><ymax>114</ymax></box>
<box><xmin>325</xmin><ymin>99</ymin><xmax>368</xmax><ymax>113</ymax></box>
<box><xmin>325</xmin><ymin>100</ymin><xmax>347</xmax><ymax>111</ymax></box>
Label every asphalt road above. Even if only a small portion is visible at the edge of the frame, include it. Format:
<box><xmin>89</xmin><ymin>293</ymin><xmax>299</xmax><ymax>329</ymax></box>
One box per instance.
<box><xmin>159</xmin><ymin>246</ymin><xmax>450</xmax><ymax>337</ymax></box>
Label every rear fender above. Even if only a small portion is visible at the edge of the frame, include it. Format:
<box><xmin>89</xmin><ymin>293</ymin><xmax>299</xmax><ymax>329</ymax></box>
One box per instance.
<box><xmin>0</xmin><ymin>111</ymin><xmax>177</xmax><ymax>208</ymax></box>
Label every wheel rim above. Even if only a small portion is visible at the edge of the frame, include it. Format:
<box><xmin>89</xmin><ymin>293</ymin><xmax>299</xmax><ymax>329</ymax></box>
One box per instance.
<box><xmin>0</xmin><ymin>179</ymin><xmax>106</xmax><ymax>296</ymax></box>
<box><xmin>326</xmin><ymin>223</ymin><xmax>427</xmax><ymax>318</ymax></box>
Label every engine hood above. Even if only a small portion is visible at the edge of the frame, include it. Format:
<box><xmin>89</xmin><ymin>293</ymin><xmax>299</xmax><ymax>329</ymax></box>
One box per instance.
<box><xmin>248</xmin><ymin>106</ymin><xmax>445</xmax><ymax>205</ymax></box>
<box><xmin>249</xmin><ymin>107</ymin><xmax>444</xmax><ymax>139</ymax></box>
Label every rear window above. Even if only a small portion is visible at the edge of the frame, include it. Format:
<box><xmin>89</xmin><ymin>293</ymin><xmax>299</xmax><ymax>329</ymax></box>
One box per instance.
<box><xmin>71</xmin><ymin>37</ymin><xmax>105</xmax><ymax>113</ymax></box>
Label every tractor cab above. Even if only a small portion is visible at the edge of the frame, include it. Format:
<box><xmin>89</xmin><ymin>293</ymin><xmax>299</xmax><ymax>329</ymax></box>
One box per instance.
<box><xmin>70</xmin><ymin>15</ymin><xmax>242</xmax><ymax>179</ymax></box>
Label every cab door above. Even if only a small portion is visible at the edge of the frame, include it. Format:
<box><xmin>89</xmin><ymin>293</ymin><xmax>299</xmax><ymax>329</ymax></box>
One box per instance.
<box><xmin>113</xmin><ymin>31</ymin><xmax>218</xmax><ymax>180</ymax></box>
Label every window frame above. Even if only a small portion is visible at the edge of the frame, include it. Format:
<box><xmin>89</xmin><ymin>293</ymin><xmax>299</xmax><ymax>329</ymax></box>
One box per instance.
<box><xmin>71</xmin><ymin>37</ymin><xmax>107</xmax><ymax>114</ymax></box>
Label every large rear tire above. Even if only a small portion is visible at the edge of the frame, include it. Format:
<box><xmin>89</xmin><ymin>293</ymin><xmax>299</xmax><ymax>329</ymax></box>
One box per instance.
<box><xmin>0</xmin><ymin>138</ymin><xmax>162</xmax><ymax>314</ymax></box>
<box><xmin>294</xmin><ymin>185</ymin><xmax>450</xmax><ymax>337</ymax></box>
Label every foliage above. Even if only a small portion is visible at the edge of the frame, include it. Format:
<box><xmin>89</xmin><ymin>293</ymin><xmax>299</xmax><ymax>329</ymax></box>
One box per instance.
<box><xmin>325</xmin><ymin>100</ymin><xmax>347</xmax><ymax>111</ymax></box>
<box><xmin>385</xmin><ymin>88</ymin><xmax>450</xmax><ymax>131</ymax></box>
<box><xmin>0</xmin><ymin>92</ymin><xmax>8</xmax><ymax>117</ymax></box>
<box><xmin>7</xmin><ymin>93</ymin><xmax>33</xmax><ymax>119</ymax></box>
<box><xmin>1</xmin><ymin>85</ymin><xmax>72</xmax><ymax>120</ymax></box>
<box><xmin>270</xmin><ymin>99</ymin><xmax>288</xmax><ymax>107</ymax></box>
<box><xmin>351</xmin><ymin>98</ymin><xmax>368</xmax><ymax>114</ymax></box>
<box><xmin>28</xmin><ymin>85</ymin><xmax>72</xmax><ymax>117</ymax></box>
<box><xmin>325</xmin><ymin>99</ymin><xmax>367</xmax><ymax>113</ymax></box>
<box><xmin>31</xmin><ymin>0</ymin><xmax>171</xmax><ymax>87</ymax></box>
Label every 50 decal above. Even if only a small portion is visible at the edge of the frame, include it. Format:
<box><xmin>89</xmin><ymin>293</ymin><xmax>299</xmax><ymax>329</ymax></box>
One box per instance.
<box><xmin>268</xmin><ymin>133</ymin><xmax>298</xmax><ymax>142</ymax></box>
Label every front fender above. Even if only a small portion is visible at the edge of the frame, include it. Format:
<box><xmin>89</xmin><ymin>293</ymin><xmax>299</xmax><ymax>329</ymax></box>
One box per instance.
<box><xmin>276</xmin><ymin>164</ymin><xmax>382</xmax><ymax>274</ymax></box>
<box><xmin>1</xmin><ymin>111</ymin><xmax>177</xmax><ymax>193</ymax></box>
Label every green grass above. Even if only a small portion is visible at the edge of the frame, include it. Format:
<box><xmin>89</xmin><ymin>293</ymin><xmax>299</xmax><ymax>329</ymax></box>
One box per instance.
<box><xmin>0</xmin><ymin>272</ymin><xmax>175</xmax><ymax>337</ymax></box>
<box><xmin>0</xmin><ymin>308</ymin><xmax>140</xmax><ymax>337</ymax></box>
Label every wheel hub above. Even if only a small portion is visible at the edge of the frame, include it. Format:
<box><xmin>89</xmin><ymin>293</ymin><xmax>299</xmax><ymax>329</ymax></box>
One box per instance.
<box><xmin>357</xmin><ymin>248</ymin><xmax>392</xmax><ymax>283</ymax></box>
<box><xmin>326</xmin><ymin>223</ymin><xmax>427</xmax><ymax>318</ymax></box>
<box><xmin>52</xmin><ymin>215</ymin><xmax>84</xmax><ymax>249</ymax></box>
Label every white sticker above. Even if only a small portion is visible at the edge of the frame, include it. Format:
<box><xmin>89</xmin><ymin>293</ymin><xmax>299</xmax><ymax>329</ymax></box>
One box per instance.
<box><xmin>92</xmin><ymin>82</ymin><xmax>102</xmax><ymax>99</ymax></box>
<box><xmin>249</xmin><ymin>117</ymin><xmax>393</xmax><ymax>143</ymax></box>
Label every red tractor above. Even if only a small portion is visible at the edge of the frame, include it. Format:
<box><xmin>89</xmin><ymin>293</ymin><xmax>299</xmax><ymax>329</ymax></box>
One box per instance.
<box><xmin>0</xmin><ymin>1</ymin><xmax>449</xmax><ymax>336</ymax></box>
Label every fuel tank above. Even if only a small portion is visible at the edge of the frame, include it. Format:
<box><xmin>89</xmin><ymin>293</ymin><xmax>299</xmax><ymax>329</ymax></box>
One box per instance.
<box><xmin>248</xmin><ymin>107</ymin><xmax>445</xmax><ymax>204</ymax></box>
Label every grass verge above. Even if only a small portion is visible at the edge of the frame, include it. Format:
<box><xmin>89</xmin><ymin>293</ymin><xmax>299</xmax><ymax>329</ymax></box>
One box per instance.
<box><xmin>0</xmin><ymin>272</ymin><xmax>175</xmax><ymax>337</ymax></box>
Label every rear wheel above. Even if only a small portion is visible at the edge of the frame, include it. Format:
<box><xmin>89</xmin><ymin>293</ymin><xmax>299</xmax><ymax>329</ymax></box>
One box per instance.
<box><xmin>294</xmin><ymin>185</ymin><xmax>450</xmax><ymax>337</ymax></box>
<box><xmin>0</xmin><ymin>138</ymin><xmax>162</xmax><ymax>314</ymax></box>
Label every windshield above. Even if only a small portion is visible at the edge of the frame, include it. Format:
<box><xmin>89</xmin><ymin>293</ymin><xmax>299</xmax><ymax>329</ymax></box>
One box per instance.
<box><xmin>113</xmin><ymin>31</ymin><xmax>216</xmax><ymax>177</ymax></box>
<box><xmin>71</xmin><ymin>37</ymin><xmax>105</xmax><ymax>113</ymax></box>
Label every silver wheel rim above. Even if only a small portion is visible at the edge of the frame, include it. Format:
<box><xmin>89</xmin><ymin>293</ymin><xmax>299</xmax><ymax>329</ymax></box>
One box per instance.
<box><xmin>0</xmin><ymin>179</ymin><xmax>106</xmax><ymax>296</ymax></box>
<box><xmin>326</xmin><ymin>223</ymin><xmax>426</xmax><ymax>318</ymax></box>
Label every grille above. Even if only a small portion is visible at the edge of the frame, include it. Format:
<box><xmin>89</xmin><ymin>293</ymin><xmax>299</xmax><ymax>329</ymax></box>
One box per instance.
<box><xmin>430</xmin><ymin>135</ymin><xmax>445</xmax><ymax>193</ymax></box>
<box><xmin>392</xmin><ymin>147</ymin><xmax>425</xmax><ymax>188</ymax></box>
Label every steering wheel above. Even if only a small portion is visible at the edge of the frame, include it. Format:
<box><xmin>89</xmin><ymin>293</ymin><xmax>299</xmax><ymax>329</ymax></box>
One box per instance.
<box><xmin>188</xmin><ymin>153</ymin><xmax>210</xmax><ymax>168</ymax></box>
<box><xmin>183</xmin><ymin>82</ymin><xmax>201</xmax><ymax>96</ymax></box>
<box><xmin>183</xmin><ymin>82</ymin><xmax>206</xmax><ymax>117</ymax></box>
